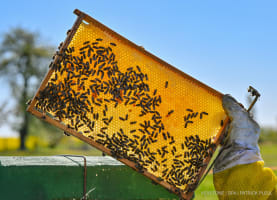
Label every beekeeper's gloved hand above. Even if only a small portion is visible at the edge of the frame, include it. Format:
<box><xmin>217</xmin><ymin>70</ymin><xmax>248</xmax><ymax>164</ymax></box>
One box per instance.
<box><xmin>214</xmin><ymin>94</ymin><xmax>262</xmax><ymax>173</ymax></box>
<box><xmin>213</xmin><ymin>94</ymin><xmax>277</xmax><ymax>200</ymax></box>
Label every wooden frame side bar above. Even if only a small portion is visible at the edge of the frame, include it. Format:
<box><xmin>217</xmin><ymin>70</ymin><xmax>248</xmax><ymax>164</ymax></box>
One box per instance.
<box><xmin>27</xmin><ymin>12</ymin><xmax>85</xmax><ymax>113</ymax></box>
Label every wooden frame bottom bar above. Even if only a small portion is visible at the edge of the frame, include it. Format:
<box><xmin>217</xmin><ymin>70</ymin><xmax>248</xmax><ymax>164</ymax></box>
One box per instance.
<box><xmin>27</xmin><ymin>107</ymin><xmax>189</xmax><ymax>199</ymax></box>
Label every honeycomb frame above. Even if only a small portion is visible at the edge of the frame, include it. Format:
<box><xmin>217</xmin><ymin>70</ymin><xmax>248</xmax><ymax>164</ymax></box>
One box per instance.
<box><xmin>27</xmin><ymin>9</ymin><xmax>228</xmax><ymax>199</ymax></box>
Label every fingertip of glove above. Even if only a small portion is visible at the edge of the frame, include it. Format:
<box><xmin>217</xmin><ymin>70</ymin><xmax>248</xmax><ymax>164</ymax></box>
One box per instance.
<box><xmin>222</xmin><ymin>94</ymin><xmax>246</xmax><ymax>118</ymax></box>
<box><xmin>222</xmin><ymin>94</ymin><xmax>237</xmax><ymax>109</ymax></box>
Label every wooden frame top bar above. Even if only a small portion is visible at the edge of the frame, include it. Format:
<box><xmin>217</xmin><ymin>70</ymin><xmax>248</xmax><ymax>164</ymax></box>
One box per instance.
<box><xmin>73</xmin><ymin>9</ymin><xmax>222</xmax><ymax>98</ymax></box>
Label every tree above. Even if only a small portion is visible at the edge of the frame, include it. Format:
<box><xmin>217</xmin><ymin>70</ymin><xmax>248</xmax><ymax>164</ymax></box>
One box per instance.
<box><xmin>0</xmin><ymin>27</ymin><xmax>53</xmax><ymax>150</ymax></box>
<box><xmin>0</xmin><ymin>101</ymin><xmax>8</xmax><ymax>125</ymax></box>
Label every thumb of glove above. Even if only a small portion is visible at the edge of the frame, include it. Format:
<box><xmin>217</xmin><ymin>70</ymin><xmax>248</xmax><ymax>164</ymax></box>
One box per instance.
<box><xmin>214</xmin><ymin>94</ymin><xmax>262</xmax><ymax>173</ymax></box>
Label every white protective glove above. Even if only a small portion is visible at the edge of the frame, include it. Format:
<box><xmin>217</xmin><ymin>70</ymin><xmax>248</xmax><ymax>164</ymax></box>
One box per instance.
<box><xmin>213</xmin><ymin>94</ymin><xmax>263</xmax><ymax>173</ymax></box>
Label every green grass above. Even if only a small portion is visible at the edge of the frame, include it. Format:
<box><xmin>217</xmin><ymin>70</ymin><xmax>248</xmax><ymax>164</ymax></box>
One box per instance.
<box><xmin>260</xmin><ymin>143</ymin><xmax>277</xmax><ymax>167</ymax></box>
<box><xmin>194</xmin><ymin>173</ymin><xmax>217</xmax><ymax>200</ymax></box>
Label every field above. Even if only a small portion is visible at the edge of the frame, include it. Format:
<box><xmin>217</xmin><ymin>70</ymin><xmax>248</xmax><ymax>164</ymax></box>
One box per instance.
<box><xmin>260</xmin><ymin>143</ymin><xmax>277</xmax><ymax>167</ymax></box>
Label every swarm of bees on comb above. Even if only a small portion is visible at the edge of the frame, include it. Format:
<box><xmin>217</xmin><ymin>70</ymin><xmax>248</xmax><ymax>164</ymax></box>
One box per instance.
<box><xmin>34</xmin><ymin>38</ymin><xmax>217</xmax><ymax>195</ymax></box>
<box><xmin>27</xmin><ymin>10</ymin><xmax>227</xmax><ymax>199</ymax></box>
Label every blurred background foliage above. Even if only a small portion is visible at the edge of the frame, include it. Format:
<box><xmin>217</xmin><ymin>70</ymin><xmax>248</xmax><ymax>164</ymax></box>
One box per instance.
<box><xmin>259</xmin><ymin>127</ymin><xmax>277</xmax><ymax>144</ymax></box>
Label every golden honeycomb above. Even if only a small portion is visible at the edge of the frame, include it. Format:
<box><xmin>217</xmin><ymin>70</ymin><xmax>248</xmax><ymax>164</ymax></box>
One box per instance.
<box><xmin>31</xmin><ymin>11</ymin><xmax>226</xmax><ymax>195</ymax></box>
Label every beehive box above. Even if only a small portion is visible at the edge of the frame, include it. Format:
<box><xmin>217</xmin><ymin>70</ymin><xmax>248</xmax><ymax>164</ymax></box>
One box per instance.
<box><xmin>27</xmin><ymin>9</ymin><xmax>227</xmax><ymax>199</ymax></box>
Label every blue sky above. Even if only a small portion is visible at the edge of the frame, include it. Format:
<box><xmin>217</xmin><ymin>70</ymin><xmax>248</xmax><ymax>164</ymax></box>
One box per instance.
<box><xmin>0</xmin><ymin>0</ymin><xmax>277</xmax><ymax>136</ymax></box>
